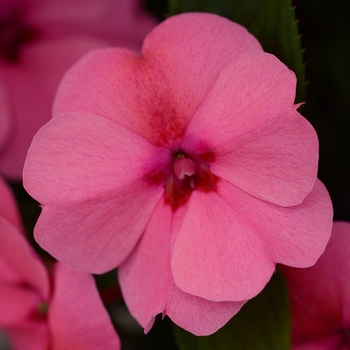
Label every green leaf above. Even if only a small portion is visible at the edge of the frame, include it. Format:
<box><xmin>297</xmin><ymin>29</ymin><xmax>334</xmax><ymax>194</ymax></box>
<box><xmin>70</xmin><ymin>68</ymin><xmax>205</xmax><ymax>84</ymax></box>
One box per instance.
<box><xmin>174</xmin><ymin>269</ymin><xmax>291</xmax><ymax>350</ymax></box>
<box><xmin>168</xmin><ymin>0</ymin><xmax>305</xmax><ymax>102</ymax></box>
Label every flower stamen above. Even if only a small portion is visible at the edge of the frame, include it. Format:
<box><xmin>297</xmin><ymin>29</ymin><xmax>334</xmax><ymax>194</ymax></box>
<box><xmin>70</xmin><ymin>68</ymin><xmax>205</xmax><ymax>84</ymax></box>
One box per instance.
<box><xmin>173</xmin><ymin>153</ymin><xmax>196</xmax><ymax>180</ymax></box>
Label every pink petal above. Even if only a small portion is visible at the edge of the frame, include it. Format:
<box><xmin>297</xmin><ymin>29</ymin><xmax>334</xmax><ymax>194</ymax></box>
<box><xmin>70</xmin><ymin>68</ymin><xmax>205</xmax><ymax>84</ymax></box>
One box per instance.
<box><xmin>49</xmin><ymin>263</ymin><xmax>120</xmax><ymax>350</ymax></box>
<box><xmin>34</xmin><ymin>183</ymin><xmax>164</xmax><ymax>273</ymax></box>
<box><xmin>92</xmin><ymin>0</ymin><xmax>157</xmax><ymax>51</ymax></box>
<box><xmin>24</xmin><ymin>113</ymin><xmax>170</xmax><ymax>204</ymax></box>
<box><xmin>0</xmin><ymin>82</ymin><xmax>12</xmax><ymax>151</ymax></box>
<box><xmin>282</xmin><ymin>222</ymin><xmax>350</xmax><ymax>344</ymax></box>
<box><xmin>330</xmin><ymin>222</ymin><xmax>350</xmax><ymax>327</ymax></box>
<box><xmin>0</xmin><ymin>0</ymin><xmax>156</xmax><ymax>180</ymax></box>
<box><xmin>0</xmin><ymin>283</ymin><xmax>41</xmax><ymax>327</ymax></box>
<box><xmin>141</xmin><ymin>12</ymin><xmax>262</xmax><ymax>128</ymax></box>
<box><xmin>29</xmin><ymin>0</ymin><xmax>157</xmax><ymax>51</ymax></box>
<box><xmin>28</xmin><ymin>0</ymin><xmax>156</xmax><ymax>43</ymax></box>
<box><xmin>0</xmin><ymin>218</ymin><xmax>50</xmax><ymax>299</ymax></box>
<box><xmin>28</xmin><ymin>0</ymin><xmax>118</xmax><ymax>23</ymax></box>
<box><xmin>252</xmin><ymin>179</ymin><xmax>333</xmax><ymax>267</ymax></box>
<box><xmin>119</xmin><ymin>202</ymin><xmax>244</xmax><ymax>336</ymax></box>
<box><xmin>0</xmin><ymin>37</ymin><xmax>109</xmax><ymax>179</ymax></box>
<box><xmin>171</xmin><ymin>183</ymin><xmax>275</xmax><ymax>302</ymax></box>
<box><xmin>53</xmin><ymin>13</ymin><xmax>261</xmax><ymax>146</ymax></box>
<box><xmin>5</xmin><ymin>321</ymin><xmax>49</xmax><ymax>350</ymax></box>
<box><xmin>0</xmin><ymin>256</ymin><xmax>19</xmax><ymax>284</ymax></box>
<box><xmin>0</xmin><ymin>176</ymin><xmax>23</xmax><ymax>231</ymax></box>
<box><xmin>172</xmin><ymin>179</ymin><xmax>332</xmax><ymax>302</ymax></box>
<box><xmin>24</xmin><ymin>113</ymin><xmax>169</xmax><ymax>273</ymax></box>
<box><xmin>183</xmin><ymin>51</ymin><xmax>318</xmax><ymax>207</ymax></box>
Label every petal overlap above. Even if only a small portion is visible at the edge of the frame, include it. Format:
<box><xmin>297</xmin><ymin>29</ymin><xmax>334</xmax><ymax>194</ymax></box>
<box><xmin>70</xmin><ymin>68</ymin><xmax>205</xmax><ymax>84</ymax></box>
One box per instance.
<box><xmin>119</xmin><ymin>201</ymin><xmax>244</xmax><ymax>336</ymax></box>
<box><xmin>24</xmin><ymin>113</ymin><xmax>170</xmax><ymax>204</ymax></box>
<box><xmin>183</xmin><ymin>51</ymin><xmax>318</xmax><ymax>206</ymax></box>
<box><xmin>172</xmin><ymin>182</ymin><xmax>275</xmax><ymax>302</ymax></box>
<box><xmin>35</xmin><ymin>183</ymin><xmax>164</xmax><ymax>273</ymax></box>
<box><xmin>54</xmin><ymin>14</ymin><xmax>262</xmax><ymax>146</ymax></box>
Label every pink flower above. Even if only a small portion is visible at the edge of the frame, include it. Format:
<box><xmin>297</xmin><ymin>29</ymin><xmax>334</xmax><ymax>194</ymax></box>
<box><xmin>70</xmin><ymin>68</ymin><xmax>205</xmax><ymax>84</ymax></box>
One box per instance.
<box><xmin>282</xmin><ymin>221</ymin><xmax>350</xmax><ymax>350</ymax></box>
<box><xmin>0</xmin><ymin>0</ymin><xmax>156</xmax><ymax>179</ymax></box>
<box><xmin>23</xmin><ymin>13</ymin><xmax>333</xmax><ymax>335</ymax></box>
<box><xmin>0</xmin><ymin>177</ymin><xmax>120</xmax><ymax>349</ymax></box>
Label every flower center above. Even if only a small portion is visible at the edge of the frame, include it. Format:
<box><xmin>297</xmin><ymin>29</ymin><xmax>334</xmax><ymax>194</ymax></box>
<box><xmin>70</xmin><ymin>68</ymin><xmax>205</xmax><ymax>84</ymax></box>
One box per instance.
<box><xmin>30</xmin><ymin>300</ymin><xmax>49</xmax><ymax>321</ymax></box>
<box><xmin>144</xmin><ymin>148</ymin><xmax>219</xmax><ymax>211</ymax></box>
<box><xmin>0</xmin><ymin>5</ymin><xmax>38</xmax><ymax>62</ymax></box>
<box><xmin>164</xmin><ymin>151</ymin><xmax>219</xmax><ymax>211</ymax></box>
<box><xmin>173</xmin><ymin>153</ymin><xmax>196</xmax><ymax>181</ymax></box>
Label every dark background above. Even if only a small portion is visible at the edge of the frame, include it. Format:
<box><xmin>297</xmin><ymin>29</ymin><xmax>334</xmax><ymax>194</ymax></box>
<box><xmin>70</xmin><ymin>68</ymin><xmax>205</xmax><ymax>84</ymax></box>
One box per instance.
<box><xmin>293</xmin><ymin>0</ymin><xmax>350</xmax><ymax>221</ymax></box>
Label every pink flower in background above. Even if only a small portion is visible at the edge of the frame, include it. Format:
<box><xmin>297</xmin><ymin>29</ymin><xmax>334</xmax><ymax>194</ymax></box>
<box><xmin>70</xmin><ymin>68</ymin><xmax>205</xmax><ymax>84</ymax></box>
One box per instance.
<box><xmin>0</xmin><ymin>177</ymin><xmax>120</xmax><ymax>349</ymax></box>
<box><xmin>0</xmin><ymin>0</ymin><xmax>156</xmax><ymax>179</ymax></box>
<box><xmin>23</xmin><ymin>13</ymin><xmax>333</xmax><ymax>335</ymax></box>
<box><xmin>282</xmin><ymin>221</ymin><xmax>350</xmax><ymax>350</ymax></box>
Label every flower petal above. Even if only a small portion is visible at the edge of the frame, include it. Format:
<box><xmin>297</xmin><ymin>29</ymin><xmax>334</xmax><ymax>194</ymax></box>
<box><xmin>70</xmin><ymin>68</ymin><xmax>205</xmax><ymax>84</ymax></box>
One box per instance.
<box><xmin>0</xmin><ymin>82</ymin><xmax>12</xmax><ymax>151</ymax></box>
<box><xmin>172</xmin><ymin>182</ymin><xmax>275</xmax><ymax>302</ymax></box>
<box><xmin>172</xmin><ymin>179</ymin><xmax>332</xmax><ymax>302</ymax></box>
<box><xmin>29</xmin><ymin>0</ymin><xmax>157</xmax><ymax>51</ymax></box>
<box><xmin>0</xmin><ymin>37</ymin><xmax>109</xmax><ymax>179</ymax></box>
<box><xmin>141</xmin><ymin>12</ymin><xmax>262</xmax><ymax>127</ymax></box>
<box><xmin>119</xmin><ymin>202</ymin><xmax>243</xmax><ymax>336</ymax></box>
<box><xmin>25</xmin><ymin>113</ymin><xmax>168</xmax><ymax>273</ymax></box>
<box><xmin>183</xmin><ymin>51</ymin><xmax>318</xmax><ymax>206</ymax></box>
<box><xmin>282</xmin><ymin>221</ymin><xmax>350</xmax><ymax>344</ymax></box>
<box><xmin>5</xmin><ymin>321</ymin><xmax>49</xmax><ymax>350</ymax></box>
<box><xmin>256</xmin><ymin>180</ymin><xmax>333</xmax><ymax>267</ymax></box>
<box><xmin>24</xmin><ymin>113</ymin><xmax>170</xmax><ymax>204</ymax></box>
<box><xmin>0</xmin><ymin>218</ymin><xmax>49</xmax><ymax>299</ymax></box>
<box><xmin>53</xmin><ymin>13</ymin><xmax>261</xmax><ymax>146</ymax></box>
<box><xmin>0</xmin><ymin>283</ymin><xmax>41</xmax><ymax>327</ymax></box>
<box><xmin>28</xmin><ymin>0</ymin><xmax>116</xmax><ymax>23</ymax></box>
<box><xmin>34</xmin><ymin>182</ymin><xmax>164</xmax><ymax>273</ymax></box>
<box><xmin>49</xmin><ymin>263</ymin><xmax>120</xmax><ymax>350</ymax></box>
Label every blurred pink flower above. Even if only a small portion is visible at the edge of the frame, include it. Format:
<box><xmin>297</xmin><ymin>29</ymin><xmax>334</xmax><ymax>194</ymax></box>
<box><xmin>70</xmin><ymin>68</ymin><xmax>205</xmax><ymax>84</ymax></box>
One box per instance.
<box><xmin>0</xmin><ymin>177</ymin><xmax>120</xmax><ymax>349</ymax></box>
<box><xmin>0</xmin><ymin>0</ymin><xmax>156</xmax><ymax>179</ymax></box>
<box><xmin>23</xmin><ymin>13</ymin><xmax>333</xmax><ymax>335</ymax></box>
<box><xmin>282</xmin><ymin>221</ymin><xmax>350</xmax><ymax>350</ymax></box>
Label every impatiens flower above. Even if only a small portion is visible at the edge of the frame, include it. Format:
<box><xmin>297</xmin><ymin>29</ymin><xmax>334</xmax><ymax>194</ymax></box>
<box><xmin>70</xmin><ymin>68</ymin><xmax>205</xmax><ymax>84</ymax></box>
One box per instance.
<box><xmin>0</xmin><ymin>177</ymin><xmax>120</xmax><ymax>349</ymax></box>
<box><xmin>23</xmin><ymin>13</ymin><xmax>333</xmax><ymax>335</ymax></box>
<box><xmin>0</xmin><ymin>0</ymin><xmax>156</xmax><ymax>179</ymax></box>
<box><xmin>282</xmin><ymin>221</ymin><xmax>350</xmax><ymax>350</ymax></box>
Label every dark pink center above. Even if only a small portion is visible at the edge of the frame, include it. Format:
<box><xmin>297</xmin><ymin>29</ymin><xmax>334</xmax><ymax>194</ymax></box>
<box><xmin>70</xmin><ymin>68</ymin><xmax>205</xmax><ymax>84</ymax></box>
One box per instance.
<box><xmin>0</xmin><ymin>6</ymin><xmax>37</xmax><ymax>62</ymax></box>
<box><xmin>19</xmin><ymin>282</ymin><xmax>48</xmax><ymax>321</ymax></box>
<box><xmin>145</xmin><ymin>150</ymin><xmax>219</xmax><ymax>212</ymax></box>
<box><xmin>30</xmin><ymin>301</ymin><xmax>49</xmax><ymax>321</ymax></box>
